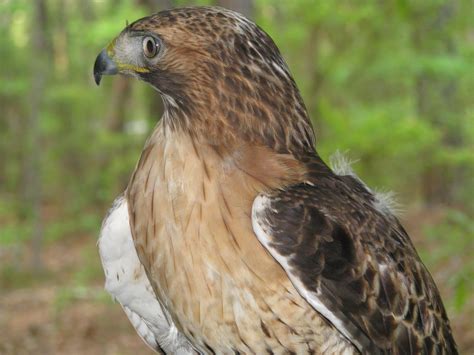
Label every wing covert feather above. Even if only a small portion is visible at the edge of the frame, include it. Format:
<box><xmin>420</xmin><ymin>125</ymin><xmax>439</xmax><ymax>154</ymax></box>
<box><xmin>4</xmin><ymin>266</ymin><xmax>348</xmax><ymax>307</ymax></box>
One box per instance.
<box><xmin>252</xmin><ymin>172</ymin><xmax>457</xmax><ymax>355</ymax></box>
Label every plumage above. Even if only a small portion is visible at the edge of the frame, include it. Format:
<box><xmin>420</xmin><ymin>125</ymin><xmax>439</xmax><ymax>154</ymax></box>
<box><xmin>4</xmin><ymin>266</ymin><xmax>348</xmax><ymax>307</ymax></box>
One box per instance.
<box><xmin>252</xmin><ymin>157</ymin><xmax>458</xmax><ymax>354</ymax></box>
<box><xmin>94</xmin><ymin>6</ymin><xmax>458</xmax><ymax>354</ymax></box>
<box><xmin>98</xmin><ymin>195</ymin><xmax>196</xmax><ymax>354</ymax></box>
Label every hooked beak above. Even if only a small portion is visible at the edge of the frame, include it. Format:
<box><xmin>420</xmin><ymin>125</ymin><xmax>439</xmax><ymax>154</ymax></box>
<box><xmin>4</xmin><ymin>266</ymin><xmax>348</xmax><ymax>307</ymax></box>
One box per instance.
<box><xmin>93</xmin><ymin>49</ymin><xmax>118</xmax><ymax>85</ymax></box>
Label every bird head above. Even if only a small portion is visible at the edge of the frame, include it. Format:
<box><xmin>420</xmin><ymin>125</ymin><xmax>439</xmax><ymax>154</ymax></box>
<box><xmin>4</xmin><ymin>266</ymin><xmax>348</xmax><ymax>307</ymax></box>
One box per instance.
<box><xmin>94</xmin><ymin>6</ymin><xmax>314</xmax><ymax>153</ymax></box>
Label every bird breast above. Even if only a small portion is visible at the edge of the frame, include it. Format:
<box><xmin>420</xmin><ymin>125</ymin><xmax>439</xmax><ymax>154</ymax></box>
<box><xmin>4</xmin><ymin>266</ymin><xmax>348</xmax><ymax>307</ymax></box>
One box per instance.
<box><xmin>125</xmin><ymin>123</ymin><xmax>353</xmax><ymax>353</ymax></box>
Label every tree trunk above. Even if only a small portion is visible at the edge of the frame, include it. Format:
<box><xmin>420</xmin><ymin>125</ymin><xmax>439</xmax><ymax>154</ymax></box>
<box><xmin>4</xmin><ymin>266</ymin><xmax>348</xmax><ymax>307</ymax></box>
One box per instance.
<box><xmin>137</xmin><ymin>0</ymin><xmax>174</xmax><ymax>11</ymax></box>
<box><xmin>412</xmin><ymin>1</ymin><xmax>461</xmax><ymax>206</ymax></box>
<box><xmin>217</xmin><ymin>0</ymin><xmax>253</xmax><ymax>17</ymax></box>
<box><xmin>139</xmin><ymin>0</ymin><xmax>254</xmax><ymax>15</ymax></box>
<box><xmin>79</xmin><ymin>0</ymin><xmax>95</xmax><ymax>22</ymax></box>
<box><xmin>105</xmin><ymin>78</ymin><xmax>132</xmax><ymax>132</ymax></box>
<box><xmin>25</xmin><ymin>0</ymin><xmax>50</xmax><ymax>271</ymax></box>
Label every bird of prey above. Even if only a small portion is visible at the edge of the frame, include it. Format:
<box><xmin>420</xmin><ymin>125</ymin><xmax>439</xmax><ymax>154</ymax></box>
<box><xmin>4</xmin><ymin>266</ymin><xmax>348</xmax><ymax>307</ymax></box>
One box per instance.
<box><xmin>95</xmin><ymin>6</ymin><xmax>458</xmax><ymax>354</ymax></box>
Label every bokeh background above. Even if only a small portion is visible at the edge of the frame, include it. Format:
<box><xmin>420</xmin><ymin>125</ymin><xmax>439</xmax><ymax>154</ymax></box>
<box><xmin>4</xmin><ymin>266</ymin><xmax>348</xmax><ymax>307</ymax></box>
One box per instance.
<box><xmin>1</xmin><ymin>0</ymin><xmax>473</xmax><ymax>354</ymax></box>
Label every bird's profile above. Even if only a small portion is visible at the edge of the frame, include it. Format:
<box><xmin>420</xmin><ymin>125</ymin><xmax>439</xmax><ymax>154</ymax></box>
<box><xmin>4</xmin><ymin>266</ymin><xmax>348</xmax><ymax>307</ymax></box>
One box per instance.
<box><xmin>94</xmin><ymin>6</ymin><xmax>458</xmax><ymax>354</ymax></box>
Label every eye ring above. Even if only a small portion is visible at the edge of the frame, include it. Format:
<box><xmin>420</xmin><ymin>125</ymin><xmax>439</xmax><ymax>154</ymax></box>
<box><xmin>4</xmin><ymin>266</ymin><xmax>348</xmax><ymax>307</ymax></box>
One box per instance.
<box><xmin>143</xmin><ymin>36</ymin><xmax>159</xmax><ymax>58</ymax></box>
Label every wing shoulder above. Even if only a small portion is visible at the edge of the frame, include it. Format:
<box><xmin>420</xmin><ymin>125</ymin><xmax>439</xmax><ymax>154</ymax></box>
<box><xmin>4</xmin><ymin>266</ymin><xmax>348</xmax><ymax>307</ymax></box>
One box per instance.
<box><xmin>252</xmin><ymin>177</ymin><xmax>457</xmax><ymax>354</ymax></box>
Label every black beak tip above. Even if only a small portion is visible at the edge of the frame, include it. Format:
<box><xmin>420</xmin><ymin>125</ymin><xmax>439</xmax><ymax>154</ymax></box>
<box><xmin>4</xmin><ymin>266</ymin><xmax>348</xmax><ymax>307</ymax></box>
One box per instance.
<box><xmin>93</xmin><ymin>49</ymin><xmax>117</xmax><ymax>86</ymax></box>
<box><xmin>94</xmin><ymin>72</ymin><xmax>102</xmax><ymax>86</ymax></box>
<box><xmin>93</xmin><ymin>51</ymin><xmax>104</xmax><ymax>86</ymax></box>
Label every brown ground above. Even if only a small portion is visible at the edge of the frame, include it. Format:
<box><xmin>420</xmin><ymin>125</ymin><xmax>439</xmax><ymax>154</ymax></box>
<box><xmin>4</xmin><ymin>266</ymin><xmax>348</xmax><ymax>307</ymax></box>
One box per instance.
<box><xmin>0</xmin><ymin>209</ymin><xmax>472</xmax><ymax>354</ymax></box>
<box><xmin>0</xmin><ymin>237</ymin><xmax>155</xmax><ymax>355</ymax></box>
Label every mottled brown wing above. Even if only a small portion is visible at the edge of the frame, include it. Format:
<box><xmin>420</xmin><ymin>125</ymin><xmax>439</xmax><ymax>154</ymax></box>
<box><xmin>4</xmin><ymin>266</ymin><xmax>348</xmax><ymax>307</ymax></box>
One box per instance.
<box><xmin>252</xmin><ymin>172</ymin><xmax>458</xmax><ymax>354</ymax></box>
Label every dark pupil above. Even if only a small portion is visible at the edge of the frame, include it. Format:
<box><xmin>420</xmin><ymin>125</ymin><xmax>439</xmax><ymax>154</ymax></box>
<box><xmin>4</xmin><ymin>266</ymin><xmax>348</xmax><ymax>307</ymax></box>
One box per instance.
<box><xmin>146</xmin><ymin>39</ymin><xmax>155</xmax><ymax>54</ymax></box>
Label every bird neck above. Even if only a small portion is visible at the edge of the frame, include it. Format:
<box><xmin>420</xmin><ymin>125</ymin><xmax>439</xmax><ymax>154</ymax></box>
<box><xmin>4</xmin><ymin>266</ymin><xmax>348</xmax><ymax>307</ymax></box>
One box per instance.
<box><xmin>159</xmin><ymin>76</ymin><xmax>316</xmax><ymax>155</ymax></box>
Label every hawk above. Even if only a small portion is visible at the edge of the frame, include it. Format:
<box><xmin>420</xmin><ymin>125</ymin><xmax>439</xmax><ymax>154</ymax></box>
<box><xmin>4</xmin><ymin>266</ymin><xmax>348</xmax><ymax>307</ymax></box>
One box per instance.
<box><xmin>94</xmin><ymin>6</ymin><xmax>458</xmax><ymax>354</ymax></box>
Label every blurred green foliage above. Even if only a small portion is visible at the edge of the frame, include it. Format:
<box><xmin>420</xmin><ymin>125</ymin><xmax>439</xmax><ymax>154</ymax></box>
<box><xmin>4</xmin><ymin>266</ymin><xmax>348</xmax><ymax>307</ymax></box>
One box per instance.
<box><xmin>0</xmin><ymin>0</ymin><xmax>473</xmax><ymax>351</ymax></box>
<box><xmin>257</xmin><ymin>0</ymin><xmax>474</xmax><ymax>198</ymax></box>
<box><xmin>423</xmin><ymin>209</ymin><xmax>474</xmax><ymax>312</ymax></box>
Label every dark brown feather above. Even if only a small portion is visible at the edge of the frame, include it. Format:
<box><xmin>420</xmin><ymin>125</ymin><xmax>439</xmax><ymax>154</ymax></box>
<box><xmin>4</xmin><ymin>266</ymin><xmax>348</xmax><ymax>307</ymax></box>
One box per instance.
<box><xmin>255</xmin><ymin>155</ymin><xmax>458</xmax><ymax>354</ymax></box>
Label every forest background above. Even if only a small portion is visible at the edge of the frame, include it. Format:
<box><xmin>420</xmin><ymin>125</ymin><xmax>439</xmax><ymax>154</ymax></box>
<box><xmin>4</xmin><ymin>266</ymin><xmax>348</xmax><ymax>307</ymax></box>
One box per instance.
<box><xmin>0</xmin><ymin>0</ymin><xmax>473</xmax><ymax>353</ymax></box>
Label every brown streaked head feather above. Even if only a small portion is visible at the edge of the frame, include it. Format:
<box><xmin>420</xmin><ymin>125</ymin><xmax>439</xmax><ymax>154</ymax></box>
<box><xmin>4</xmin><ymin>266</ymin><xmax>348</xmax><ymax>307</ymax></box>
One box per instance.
<box><xmin>106</xmin><ymin>6</ymin><xmax>315</xmax><ymax>153</ymax></box>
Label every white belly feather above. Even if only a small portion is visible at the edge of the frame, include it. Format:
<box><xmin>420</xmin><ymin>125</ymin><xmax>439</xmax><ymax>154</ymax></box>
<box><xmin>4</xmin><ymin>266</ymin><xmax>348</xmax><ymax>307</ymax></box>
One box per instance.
<box><xmin>98</xmin><ymin>195</ymin><xmax>195</xmax><ymax>354</ymax></box>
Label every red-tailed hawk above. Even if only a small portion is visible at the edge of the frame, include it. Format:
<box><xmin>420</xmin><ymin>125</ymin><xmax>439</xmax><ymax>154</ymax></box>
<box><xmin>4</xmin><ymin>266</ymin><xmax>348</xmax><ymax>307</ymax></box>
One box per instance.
<box><xmin>94</xmin><ymin>6</ymin><xmax>458</xmax><ymax>354</ymax></box>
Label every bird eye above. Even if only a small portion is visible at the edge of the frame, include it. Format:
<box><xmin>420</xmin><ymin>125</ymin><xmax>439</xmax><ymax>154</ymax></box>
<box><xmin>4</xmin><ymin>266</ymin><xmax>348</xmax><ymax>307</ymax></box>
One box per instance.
<box><xmin>143</xmin><ymin>36</ymin><xmax>158</xmax><ymax>58</ymax></box>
